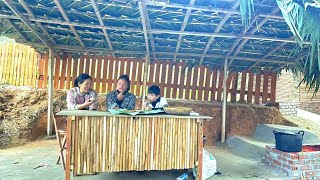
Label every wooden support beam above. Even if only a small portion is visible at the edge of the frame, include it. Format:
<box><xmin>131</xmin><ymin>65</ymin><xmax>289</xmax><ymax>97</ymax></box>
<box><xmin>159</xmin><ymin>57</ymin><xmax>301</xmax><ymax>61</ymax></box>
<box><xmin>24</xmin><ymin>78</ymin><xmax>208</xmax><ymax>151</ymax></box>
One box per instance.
<box><xmin>173</xmin><ymin>0</ymin><xmax>196</xmax><ymax>61</ymax></box>
<box><xmin>227</xmin><ymin>8</ymin><xmax>280</xmax><ymax>68</ymax></box>
<box><xmin>139</xmin><ymin>2</ymin><xmax>157</xmax><ymax>61</ymax></box>
<box><xmin>199</xmin><ymin>0</ymin><xmax>240</xmax><ymax>65</ymax></box>
<box><xmin>138</xmin><ymin>1</ymin><xmax>150</xmax><ymax>58</ymax></box>
<box><xmin>53</xmin><ymin>0</ymin><xmax>86</xmax><ymax>48</ymax></box>
<box><xmin>90</xmin><ymin>0</ymin><xmax>116</xmax><ymax>58</ymax></box>
<box><xmin>139</xmin><ymin>0</ymin><xmax>284</xmax><ymax>20</ymax></box>
<box><xmin>6</xmin><ymin>19</ymin><xmax>28</xmax><ymax>41</ymax></box>
<box><xmin>19</xmin><ymin>0</ymin><xmax>56</xmax><ymax>45</ymax></box>
<box><xmin>3</xmin><ymin>0</ymin><xmax>53</xmax><ymax>48</ymax></box>
<box><xmin>0</xmin><ymin>15</ymin><xmax>299</xmax><ymax>43</ymax></box>
<box><xmin>17</xmin><ymin>40</ymin><xmax>295</xmax><ymax>65</ymax></box>
<box><xmin>221</xmin><ymin>58</ymin><xmax>228</xmax><ymax>143</ymax></box>
<box><xmin>47</xmin><ymin>49</ymin><xmax>54</xmax><ymax>136</ymax></box>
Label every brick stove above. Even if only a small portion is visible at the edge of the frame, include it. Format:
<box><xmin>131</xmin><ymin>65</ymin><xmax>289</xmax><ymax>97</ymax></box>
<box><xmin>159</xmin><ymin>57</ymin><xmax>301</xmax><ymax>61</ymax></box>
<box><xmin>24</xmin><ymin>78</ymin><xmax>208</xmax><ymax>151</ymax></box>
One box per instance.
<box><xmin>264</xmin><ymin>145</ymin><xmax>320</xmax><ymax>179</ymax></box>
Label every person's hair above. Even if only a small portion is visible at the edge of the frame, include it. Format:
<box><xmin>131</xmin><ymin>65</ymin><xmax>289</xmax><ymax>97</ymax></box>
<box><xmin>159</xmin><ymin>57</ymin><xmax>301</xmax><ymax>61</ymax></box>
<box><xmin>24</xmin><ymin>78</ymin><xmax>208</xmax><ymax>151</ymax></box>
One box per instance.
<box><xmin>74</xmin><ymin>73</ymin><xmax>92</xmax><ymax>87</ymax></box>
<box><xmin>118</xmin><ymin>74</ymin><xmax>130</xmax><ymax>91</ymax></box>
<box><xmin>148</xmin><ymin>85</ymin><xmax>161</xmax><ymax>95</ymax></box>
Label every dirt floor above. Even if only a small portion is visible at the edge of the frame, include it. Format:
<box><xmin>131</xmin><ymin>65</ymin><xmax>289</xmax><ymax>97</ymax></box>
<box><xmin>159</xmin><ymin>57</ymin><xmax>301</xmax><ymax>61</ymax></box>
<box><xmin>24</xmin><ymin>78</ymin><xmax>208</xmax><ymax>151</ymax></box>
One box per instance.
<box><xmin>0</xmin><ymin>139</ymin><xmax>281</xmax><ymax>180</ymax></box>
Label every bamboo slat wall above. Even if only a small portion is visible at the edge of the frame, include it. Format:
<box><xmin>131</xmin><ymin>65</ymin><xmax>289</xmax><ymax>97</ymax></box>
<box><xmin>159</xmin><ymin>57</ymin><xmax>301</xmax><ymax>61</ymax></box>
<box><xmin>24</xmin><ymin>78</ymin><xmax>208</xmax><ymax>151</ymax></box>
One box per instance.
<box><xmin>70</xmin><ymin>116</ymin><xmax>199</xmax><ymax>174</ymax></box>
<box><xmin>0</xmin><ymin>40</ymin><xmax>38</xmax><ymax>86</ymax></box>
<box><xmin>38</xmin><ymin>54</ymin><xmax>277</xmax><ymax>104</ymax></box>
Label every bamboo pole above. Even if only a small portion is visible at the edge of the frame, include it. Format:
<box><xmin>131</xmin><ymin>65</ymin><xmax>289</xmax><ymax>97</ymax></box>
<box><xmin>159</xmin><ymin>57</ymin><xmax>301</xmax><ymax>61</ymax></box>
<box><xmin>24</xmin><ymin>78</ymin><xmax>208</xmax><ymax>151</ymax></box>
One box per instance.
<box><xmin>142</xmin><ymin>54</ymin><xmax>149</xmax><ymax>109</ymax></box>
<box><xmin>221</xmin><ymin>59</ymin><xmax>228</xmax><ymax>143</ymax></box>
<box><xmin>47</xmin><ymin>49</ymin><xmax>53</xmax><ymax>135</ymax></box>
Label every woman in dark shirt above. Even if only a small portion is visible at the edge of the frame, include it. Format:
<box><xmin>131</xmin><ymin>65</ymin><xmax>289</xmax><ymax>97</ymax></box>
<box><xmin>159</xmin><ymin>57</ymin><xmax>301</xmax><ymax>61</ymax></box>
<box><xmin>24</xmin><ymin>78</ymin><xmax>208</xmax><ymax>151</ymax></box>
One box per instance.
<box><xmin>106</xmin><ymin>74</ymin><xmax>136</xmax><ymax>110</ymax></box>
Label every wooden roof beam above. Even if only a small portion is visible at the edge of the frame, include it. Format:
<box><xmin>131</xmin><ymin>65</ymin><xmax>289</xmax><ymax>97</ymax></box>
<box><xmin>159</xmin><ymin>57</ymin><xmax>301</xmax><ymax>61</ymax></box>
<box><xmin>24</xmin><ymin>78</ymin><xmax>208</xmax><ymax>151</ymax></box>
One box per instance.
<box><xmin>53</xmin><ymin>0</ymin><xmax>86</xmax><ymax>48</ymax></box>
<box><xmin>3</xmin><ymin>0</ymin><xmax>53</xmax><ymax>50</ymax></box>
<box><xmin>19</xmin><ymin>41</ymin><xmax>295</xmax><ymax>64</ymax></box>
<box><xmin>199</xmin><ymin>0</ymin><xmax>240</xmax><ymax>65</ymax></box>
<box><xmin>139</xmin><ymin>2</ymin><xmax>157</xmax><ymax>61</ymax></box>
<box><xmin>227</xmin><ymin>8</ymin><xmax>280</xmax><ymax>68</ymax></box>
<box><xmin>140</xmin><ymin>0</ymin><xmax>283</xmax><ymax>20</ymax></box>
<box><xmin>6</xmin><ymin>18</ymin><xmax>28</xmax><ymax>41</ymax></box>
<box><xmin>90</xmin><ymin>0</ymin><xmax>116</xmax><ymax>58</ymax></box>
<box><xmin>19</xmin><ymin>0</ymin><xmax>56</xmax><ymax>45</ymax></box>
<box><xmin>1</xmin><ymin>14</ymin><xmax>299</xmax><ymax>44</ymax></box>
<box><xmin>138</xmin><ymin>1</ymin><xmax>151</xmax><ymax>59</ymax></box>
<box><xmin>173</xmin><ymin>0</ymin><xmax>196</xmax><ymax>61</ymax></box>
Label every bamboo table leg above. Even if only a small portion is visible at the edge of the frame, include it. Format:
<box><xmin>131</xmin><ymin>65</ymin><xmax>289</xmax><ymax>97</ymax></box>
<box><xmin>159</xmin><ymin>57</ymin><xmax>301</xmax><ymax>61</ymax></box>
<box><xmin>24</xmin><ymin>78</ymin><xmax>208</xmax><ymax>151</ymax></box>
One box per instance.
<box><xmin>196</xmin><ymin>119</ymin><xmax>203</xmax><ymax>180</ymax></box>
<box><xmin>65</xmin><ymin>116</ymin><xmax>72</xmax><ymax>180</ymax></box>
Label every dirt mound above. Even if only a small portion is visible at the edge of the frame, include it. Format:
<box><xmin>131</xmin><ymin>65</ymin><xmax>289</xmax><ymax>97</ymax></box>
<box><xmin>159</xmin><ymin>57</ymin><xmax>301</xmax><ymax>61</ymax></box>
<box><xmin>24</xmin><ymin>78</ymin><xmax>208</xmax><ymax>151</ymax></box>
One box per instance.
<box><xmin>0</xmin><ymin>85</ymin><xmax>66</xmax><ymax>148</ymax></box>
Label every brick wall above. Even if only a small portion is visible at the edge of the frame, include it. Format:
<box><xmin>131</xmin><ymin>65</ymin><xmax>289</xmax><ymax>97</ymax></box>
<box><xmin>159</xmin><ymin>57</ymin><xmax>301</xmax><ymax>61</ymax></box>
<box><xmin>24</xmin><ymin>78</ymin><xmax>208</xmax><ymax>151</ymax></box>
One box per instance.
<box><xmin>279</xmin><ymin>102</ymin><xmax>299</xmax><ymax>115</ymax></box>
<box><xmin>264</xmin><ymin>145</ymin><xmax>320</xmax><ymax>179</ymax></box>
<box><xmin>276</xmin><ymin>71</ymin><xmax>300</xmax><ymax>115</ymax></box>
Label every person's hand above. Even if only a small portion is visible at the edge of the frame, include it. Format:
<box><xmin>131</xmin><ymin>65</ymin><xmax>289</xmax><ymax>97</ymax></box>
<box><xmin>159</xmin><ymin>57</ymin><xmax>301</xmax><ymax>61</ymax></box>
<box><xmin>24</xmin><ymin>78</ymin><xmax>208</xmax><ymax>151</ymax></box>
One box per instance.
<box><xmin>117</xmin><ymin>92</ymin><xmax>124</xmax><ymax>101</ymax></box>
<box><xmin>83</xmin><ymin>99</ymin><xmax>94</xmax><ymax>107</ymax></box>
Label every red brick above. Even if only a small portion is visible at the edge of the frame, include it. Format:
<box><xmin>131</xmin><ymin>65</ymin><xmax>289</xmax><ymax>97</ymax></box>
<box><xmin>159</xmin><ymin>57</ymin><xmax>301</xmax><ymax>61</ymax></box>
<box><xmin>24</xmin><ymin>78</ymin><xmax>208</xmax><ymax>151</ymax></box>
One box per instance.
<box><xmin>288</xmin><ymin>160</ymin><xmax>298</xmax><ymax>165</ymax></box>
<box><xmin>273</xmin><ymin>159</ymin><xmax>281</xmax><ymax>166</ymax></box>
<box><xmin>290</xmin><ymin>154</ymin><xmax>299</xmax><ymax>160</ymax></box>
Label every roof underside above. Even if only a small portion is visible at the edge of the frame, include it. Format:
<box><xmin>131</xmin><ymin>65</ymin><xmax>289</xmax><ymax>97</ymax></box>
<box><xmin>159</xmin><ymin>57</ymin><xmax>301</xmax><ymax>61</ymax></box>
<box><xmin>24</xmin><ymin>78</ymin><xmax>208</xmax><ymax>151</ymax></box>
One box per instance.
<box><xmin>0</xmin><ymin>0</ymin><xmax>310</xmax><ymax>71</ymax></box>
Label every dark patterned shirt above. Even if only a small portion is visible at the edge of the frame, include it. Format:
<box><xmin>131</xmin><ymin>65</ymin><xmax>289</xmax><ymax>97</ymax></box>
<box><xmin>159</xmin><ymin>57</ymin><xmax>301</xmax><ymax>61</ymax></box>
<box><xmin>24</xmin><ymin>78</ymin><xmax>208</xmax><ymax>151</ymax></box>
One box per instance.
<box><xmin>106</xmin><ymin>90</ymin><xmax>136</xmax><ymax>110</ymax></box>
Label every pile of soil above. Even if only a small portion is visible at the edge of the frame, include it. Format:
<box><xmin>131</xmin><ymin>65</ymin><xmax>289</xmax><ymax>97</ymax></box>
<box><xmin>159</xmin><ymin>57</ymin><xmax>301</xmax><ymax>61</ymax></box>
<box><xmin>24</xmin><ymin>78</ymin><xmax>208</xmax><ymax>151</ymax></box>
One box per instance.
<box><xmin>0</xmin><ymin>85</ymin><xmax>66</xmax><ymax>148</ymax></box>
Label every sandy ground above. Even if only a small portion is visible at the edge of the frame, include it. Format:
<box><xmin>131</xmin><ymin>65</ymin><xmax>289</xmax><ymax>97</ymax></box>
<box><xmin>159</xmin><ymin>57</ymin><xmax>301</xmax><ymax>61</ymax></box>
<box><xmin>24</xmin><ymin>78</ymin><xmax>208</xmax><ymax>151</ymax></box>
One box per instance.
<box><xmin>0</xmin><ymin>138</ymin><xmax>283</xmax><ymax>180</ymax></box>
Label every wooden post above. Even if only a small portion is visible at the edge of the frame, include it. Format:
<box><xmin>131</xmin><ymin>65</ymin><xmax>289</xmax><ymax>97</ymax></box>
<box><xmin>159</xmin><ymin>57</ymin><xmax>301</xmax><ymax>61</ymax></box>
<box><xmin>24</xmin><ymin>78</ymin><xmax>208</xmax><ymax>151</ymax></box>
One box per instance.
<box><xmin>142</xmin><ymin>54</ymin><xmax>149</xmax><ymax>109</ymax></box>
<box><xmin>221</xmin><ymin>59</ymin><xmax>228</xmax><ymax>143</ymax></box>
<box><xmin>47</xmin><ymin>49</ymin><xmax>54</xmax><ymax>135</ymax></box>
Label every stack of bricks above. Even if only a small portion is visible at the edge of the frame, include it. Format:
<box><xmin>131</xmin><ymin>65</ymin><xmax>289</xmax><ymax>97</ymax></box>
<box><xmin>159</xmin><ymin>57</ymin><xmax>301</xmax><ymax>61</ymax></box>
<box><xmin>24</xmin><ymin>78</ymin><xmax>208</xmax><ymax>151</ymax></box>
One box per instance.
<box><xmin>264</xmin><ymin>145</ymin><xmax>320</xmax><ymax>179</ymax></box>
<box><xmin>279</xmin><ymin>102</ymin><xmax>299</xmax><ymax>115</ymax></box>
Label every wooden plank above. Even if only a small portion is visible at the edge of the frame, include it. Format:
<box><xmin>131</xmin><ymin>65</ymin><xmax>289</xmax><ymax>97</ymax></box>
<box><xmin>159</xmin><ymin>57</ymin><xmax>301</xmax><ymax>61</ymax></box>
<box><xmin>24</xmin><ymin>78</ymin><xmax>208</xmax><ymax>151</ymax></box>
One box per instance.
<box><xmin>96</xmin><ymin>56</ymin><xmax>102</xmax><ymax>93</ymax></box>
<box><xmin>254</xmin><ymin>74</ymin><xmax>262</xmax><ymax>104</ymax></box>
<box><xmin>78</xmin><ymin>55</ymin><xmax>85</xmax><ymax>75</ymax></box>
<box><xmin>136</xmin><ymin>60</ymin><xmax>144</xmax><ymax>96</ymax></box>
<box><xmin>166</xmin><ymin>62</ymin><xmax>173</xmax><ymax>98</ymax></box>
<box><xmin>270</xmin><ymin>72</ymin><xmax>277</xmax><ymax>102</ymax></box>
<box><xmin>216</xmin><ymin>70</ymin><xmax>224</xmax><ymax>101</ymax></box>
<box><xmin>240</xmin><ymin>70</ymin><xmax>247</xmax><ymax>101</ymax></box>
<box><xmin>65</xmin><ymin>116</ymin><xmax>72</xmax><ymax>180</ymax></box>
<box><xmin>148</xmin><ymin>61</ymin><xmax>155</xmax><ymax>87</ymax></box>
<box><xmin>191</xmin><ymin>66</ymin><xmax>199</xmax><ymax>100</ymax></box>
<box><xmin>85</xmin><ymin>55</ymin><xmax>90</xmax><ymax>74</ymax></box>
<box><xmin>211</xmin><ymin>69</ymin><xmax>218</xmax><ymax>101</ymax></box>
<box><xmin>197</xmin><ymin>66</ymin><xmax>206</xmax><ymax>101</ymax></box>
<box><xmin>130</xmin><ymin>60</ymin><xmax>138</xmax><ymax>95</ymax></box>
<box><xmin>72</xmin><ymin>56</ymin><xmax>79</xmax><ymax>88</ymax></box>
<box><xmin>107</xmin><ymin>56</ymin><xmax>114</xmax><ymax>92</ymax></box>
<box><xmin>90</xmin><ymin>56</ymin><xmax>97</xmax><ymax>89</ymax></box>
<box><xmin>185</xmin><ymin>67</ymin><xmax>192</xmax><ymax>99</ymax></box>
<box><xmin>230</xmin><ymin>72</ymin><xmax>238</xmax><ymax>102</ymax></box>
<box><xmin>125</xmin><ymin>59</ymin><xmax>131</xmax><ymax>77</ymax></box>
<box><xmin>101</xmin><ymin>56</ymin><xmax>108</xmax><ymax>93</ymax></box>
<box><xmin>65</xmin><ymin>54</ymin><xmax>72</xmax><ymax>90</ymax></box>
<box><xmin>226</xmin><ymin>72</ymin><xmax>233</xmax><ymax>99</ymax></box>
<box><xmin>203</xmin><ymin>67</ymin><xmax>212</xmax><ymax>101</ymax></box>
<box><xmin>113</xmin><ymin>58</ymin><xmax>119</xmax><ymax>90</ymax></box>
<box><xmin>172</xmin><ymin>62</ymin><xmax>181</xmax><ymax>99</ymax></box>
<box><xmin>59</xmin><ymin>55</ymin><xmax>67</xmax><ymax>89</ymax></box>
<box><xmin>247</xmin><ymin>72</ymin><xmax>254</xmax><ymax>103</ymax></box>
<box><xmin>160</xmin><ymin>61</ymin><xmax>167</xmax><ymax>97</ymax></box>
<box><xmin>53</xmin><ymin>56</ymin><xmax>61</xmax><ymax>89</ymax></box>
<box><xmin>38</xmin><ymin>53</ymin><xmax>44</xmax><ymax>88</ymax></box>
<box><xmin>119</xmin><ymin>58</ymin><xmax>125</xmax><ymax>76</ymax></box>
<box><xmin>196</xmin><ymin>120</ymin><xmax>203</xmax><ymax>180</ymax></box>
<box><xmin>262</xmin><ymin>70</ymin><xmax>269</xmax><ymax>103</ymax></box>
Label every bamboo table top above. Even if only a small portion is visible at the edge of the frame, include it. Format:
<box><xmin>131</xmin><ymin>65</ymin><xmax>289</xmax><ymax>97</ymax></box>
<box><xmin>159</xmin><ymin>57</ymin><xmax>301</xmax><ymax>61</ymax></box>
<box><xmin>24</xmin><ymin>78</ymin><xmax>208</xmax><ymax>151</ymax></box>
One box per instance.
<box><xmin>56</xmin><ymin>109</ymin><xmax>213</xmax><ymax>119</ymax></box>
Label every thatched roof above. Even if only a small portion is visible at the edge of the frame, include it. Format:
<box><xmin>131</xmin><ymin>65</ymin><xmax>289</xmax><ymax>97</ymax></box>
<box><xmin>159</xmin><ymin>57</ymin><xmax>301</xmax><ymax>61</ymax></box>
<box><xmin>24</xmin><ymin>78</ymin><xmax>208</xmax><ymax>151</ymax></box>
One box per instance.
<box><xmin>0</xmin><ymin>0</ymin><xmax>312</xmax><ymax>72</ymax></box>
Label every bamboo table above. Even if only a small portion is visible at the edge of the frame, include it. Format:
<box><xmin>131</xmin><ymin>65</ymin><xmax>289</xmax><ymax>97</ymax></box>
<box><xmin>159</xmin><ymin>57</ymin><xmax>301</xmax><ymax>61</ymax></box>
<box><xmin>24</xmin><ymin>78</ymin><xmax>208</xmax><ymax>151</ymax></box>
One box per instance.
<box><xmin>56</xmin><ymin>110</ymin><xmax>212</xmax><ymax>180</ymax></box>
